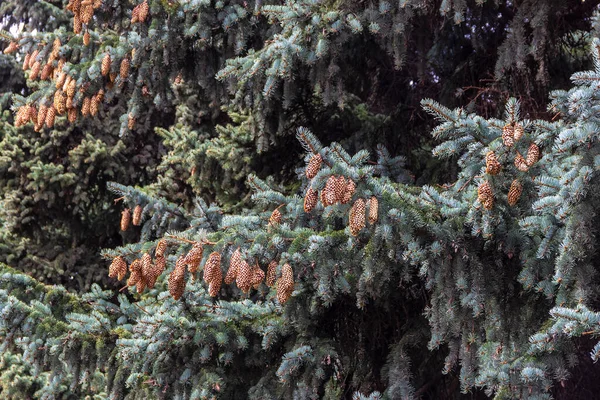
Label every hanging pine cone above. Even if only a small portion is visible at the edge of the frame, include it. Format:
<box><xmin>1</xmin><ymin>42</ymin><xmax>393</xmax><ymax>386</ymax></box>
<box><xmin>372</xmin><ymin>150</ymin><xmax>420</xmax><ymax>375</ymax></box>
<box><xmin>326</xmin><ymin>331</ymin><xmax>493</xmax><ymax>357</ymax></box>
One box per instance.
<box><xmin>526</xmin><ymin>143</ymin><xmax>540</xmax><ymax>166</ymax></box>
<box><xmin>40</xmin><ymin>64</ymin><xmax>53</xmax><ymax>80</ymax></box>
<box><xmin>120</xmin><ymin>57</ymin><xmax>130</xmax><ymax>80</ymax></box>
<box><xmin>80</xmin><ymin>3</ymin><xmax>94</xmax><ymax>24</ymax></box>
<box><xmin>108</xmin><ymin>256</ymin><xmax>127</xmax><ymax>280</ymax></box>
<box><xmin>30</xmin><ymin>61</ymin><xmax>41</xmax><ymax>80</ymax></box>
<box><xmin>68</xmin><ymin>108</ymin><xmax>77</xmax><ymax>123</ymax></box>
<box><xmin>514</xmin><ymin>152</ymin><xmax>529</xmax><ymax>172</ymax></box>
<box><xmin>3</xmin><ymin>42</ymin><xmax>18</xmax><ymax>54</ymax></box>
<box><xmin>90</xmin><ymin>95</ymin><xmax>100</xmax><ymax>116</ymax></box>
<box><xmin>28</xmin><ymin>105</ymin><xmax>37</xmax><ymax>124</ymax></box>
<box><xmin>276</xmin><ymin>263</ymin><xmax>294</xmax><ymax>304</ymax></box>
<box><xmin>81</xmin><ymin>96</ymin><xmax>91</xmax><ymax>117</ymax></box>
<box><xmin>269</xmin><ymin>208</ymin><xmax>282</xmax><ymax>226</ymax></box>
<box><xmin>225</xmin><ymin>248</ymin><xmax>241</xmax><ymax>284</ymax></box>
<box><xmin>202</xmin><ymin>252</ymin><xmax>221</xmax><ymax>284</ymax></box>
<box><xmin>131</xmin><ymin>4</ymin><xmax>140</xmax><ymax>23</ymax></box>
<box><xmin>93</xmin><ymin>0</ymin><xmax>102</xmax><ymax>8</ymax></box>
<box><xmin>321</xmin><ymin>176</ymin><xmax>337</xmax><ymax>207</ymax></box>
<box><xmin>132</xmin><ymin>204</ymin><xmax>142</xmax><ymax>226</ymax></box>
<box><xmin>127</xmin><ymin>259</ymin><xmax>142</xmax><ymax>286</ymax></box>
<box><xmin>138</xmin><ymin>0</ymin><xmax>149</xmax><ymax>22</ymax></box>
<box><xmin>155</xmin><ymin>239</ymin><xmax>168</xmax><ymax>258</ymax></box>
<box><xmin>334</xmin><ymin>176</ymin><xmax>347</xmax><ymax>203</ymax></box>
<box><xmin>83</xmin><ymin>31</ymin><xmax>90</xmax><ymax>46</ymax></box>
<box><xmin>514</xmin><ymin>123</ymin><xmax>524</xmax><ymax>141</ymax></box>
<box><xmin>145</xmin><ymin>256</ymin><xmax>164</xmax><ymax>289</ymax></box>
<box><xmin>128</xmin><ymin>113</ymin><xmax>136</xmax><ymax>130</ymax></box>
<box><xmin>485</xmin><ymin>151</ymin><xmax>502</xmax><ymax>175</ymax></box>
<box><xmin>66</xmin><ymin>79</ymin><xmax>76</xmax><ymax>98</ymax></box>
<box><xmin>152</xmin><ymin>256</ymin><xmax>167</xmax><ymax>281</ymax></box>
<box><xmin>507</xmin><ymin>180</ymin><xmax>523</xmax><ymax>206</ymax></box>
<box><xmin>22</xmin><ymin>53</ymin><xmax>31</xmax><ymax>71</ymax></box>
<box><xmin>250</xmin><ymin>263</ymin><xmax>265</xmax><ymax>289</ymax></box>
<box><xmin>304</xmin><ymin>187</ymin><xmax>318</xmax><ymax>213</ymax></box>
<box><xmin>502</xmin><ymin>124</ymin><xmax>514</xmax><ymax>147</ymax></box>
<box><xmin>236</xmin><ymin>260</ymin><xmax>253</xmax><ymax>293</ymax></box>
<box><xmin>168</xmin><ymin>257</ymin><xmax>187</xmax><ymax>301</ymax></box>
<box><xmin>50</xmin><ymin>38</ymin><xmax>61</xmax><ymax>61</ymax></box>
<box><xmin>120</xmin><ymin>208</ymin><xmax>131</xmax><ymax>231</ymax></box>
<box><xmin>56</xmin><ymin>72</ymin><xmax>67</xmax><ymax>89</ymax></box>
<box><xmin>37</xmin><ymin>105</ymin><xmax>48</xmax><ymax>126</ymax></box>
<box><xmin>45</xmin><ymin>106</ymin><xmax>56</xmax><ymax>128</ymax></box>
<box><xmin>101</xmin><ymin>53</ymin><xmax>111</xmax><ymax>76</ymax></box>
<box><xmin>306</xmin><ymin>153</ymin><xmax>322</xmax><ymax>179</ymax></box>
<box><xmin>73</xmin><ymin>13</ymin><xmax>83</xmax><ymax>34</ymax></box>
<box><xmin>341</xmin><ymin>180</ymin><xmax>355</xmax><ymax>204</ymax></box>
<box><xmin>368</xmin><ymin>196</ymin><xmax>378</xmax><ymax>225</ymax></box>
<box><xmin>349</xmin><ymin>198</ymin><xmax>366</xmax><ymax>236</ymax></box>
<box><xmin>266</xmin><ymin>260</ymin><xmax>277</xmax><ymax>287</ymax></box>
<box><xmin>477</xmin><ymin>181</ymin><xmax>494</xmax><ymax>210</ymax></box>
<box><xmin>53</xmin><ymin>90</ymin><xmax>66</xmax><ymax>114</ymax></box>
<box><xmin>184</xmin><ymin>243</ymin><xmax>204</xmax><ymax>274</ymax></box>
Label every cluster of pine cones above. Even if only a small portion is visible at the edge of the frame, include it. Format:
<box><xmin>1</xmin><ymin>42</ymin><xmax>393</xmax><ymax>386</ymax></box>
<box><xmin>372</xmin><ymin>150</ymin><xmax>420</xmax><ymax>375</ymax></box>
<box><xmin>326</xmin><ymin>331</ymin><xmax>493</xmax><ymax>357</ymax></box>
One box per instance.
<box><xmin>109</xmin><ymin>238</ymin><xmax>296</xmax><ymax>303</ymax></box>
<box><xmin>303</xmin><ymin>153</ymin><xmax>378</xmax><ymax>236</ymax></box>
<box><xmin>477</xmin><ymin>122</ymin><xmax>540</xmax><ymax>210</ymax></box>
<box><xmin>8</xmin><ymin>1</ymin><xmax>150</xmax><ymax>130</ymax></box>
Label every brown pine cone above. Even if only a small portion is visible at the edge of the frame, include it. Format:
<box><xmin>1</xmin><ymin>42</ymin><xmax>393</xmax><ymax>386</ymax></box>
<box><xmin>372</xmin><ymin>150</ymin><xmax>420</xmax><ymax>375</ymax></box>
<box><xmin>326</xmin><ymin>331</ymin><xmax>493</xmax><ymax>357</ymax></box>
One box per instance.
<box><xmin>276</xmin><ymin>263</ymin><xmax>294</xmax><ymax>304</ymax></box>
<box><xmin>184</xmin><ymin>243</ymin><xmax>204</xmax><ymax>274</ymax></box>
<box><xmin>266</xmin><ymin>260</ymin><xmax>277</xmax><ymax>287</ymax></box>
<box><xmin>526</xmin><ymin>143</ymin><xmax>540</xmax><ymax>166</ymax></box>
<box><xmin>513</xmin><ymin>123</ymin><xmax>524</xmax><ymax>141</ymax></box>
<box><xmin>168</xmin><ymin>256</ymin><xmax>187</xmax><ymax>300</ymax></box>
<box><xmin>132</xmin><ymin>204</ymin><xmax>143</xmax><ymax>226</ymax></box>
<box><xmin>225</xmin><ymin>248</ymin><xmax>241</xmax><ymax>284</ymax></box>
<box><xmin>502</xmin><ymin>124</ymin><xmax>514</xmax><ymax>147</ymax></box>
<box><xmin>120</xmin><ymin>209</ymin><xmax>131</xmax><ymax>231</ymax></box>
<box><xmin>304</xmin><ymin>187</ymin><xmax>318</xmax><ymax>213</ymax></box>
<box><xmin>45</xmin><ymin>106</ymin><xmax>56</xmax><ymax>128</ymax></box>
<box><xmin>269</xmin><ymin>208</ymin><xmax>282</xmax><ymax>226</ymax></box>
<box><xmin>507</xmin><ymin>180</ymin><xmax>523</xmax><ymax>207</ymax></box>
<box><xmin>514</xmin><ymin>152</ymin><xmax>529</xmax><ymax>172</ymax></box>
<box><xmin>109</xmin><ymin>256</ymin><xmax>127</xmax><ymax>281</ymax></box>
<box><xmin>349</xmin><ymin>198</ymin><xmax>366</xmax><ymax>236</ymax></box>
<box><xmin>155</xmin><ymin>239</ymin><xmax>168</xmax><ymax>258</ymax></box>
<box><xmin>250</xmin><ymin>263</ymin><xmax>265</xmax><ymax>289</ymax></box>
<box><xmin>306</xmin><ymin>154</ymin><xmax>322</xmax><ymax>179</ymax></box>
<box><xmin>236</xmin><ymin>260</ymin><xmax>253</xmax><ymax>293</ymax></box>
<box><xmin>321</xmin><ymin>176</ymin><xmax>338</xmax><ymax>207</ymax></box>
<box><xmin>333</xmin><ymin>176</ymin><xmax>347</xmax><ymax>203</ymax></box>
<box><xmin>203</xmin><ymin>252</ymin><xmax>221</xmax><ymax>284</ymax></box>
<box><xmin>101</xmin><ymin>53</ymin><xmax>111</xmax><ymax>76</ymax></box>
<box><xmin>477</xmin><ymin>181</ymin><xmax>494</xmax><ymax>210</ymax></box>
<box><xmin>368</xmin><ymin>196</ymin><xmax>378</xmax><ymax>225</ymax></box>
<box><xmin>341</xmin><ymin>180</ymin><xmax>355</xmax><ymax>204</ymax></box>
<box><xmin>485</xmin><ymin>151</ymin><xmax>501</xmax><ymax>175</ymax></box>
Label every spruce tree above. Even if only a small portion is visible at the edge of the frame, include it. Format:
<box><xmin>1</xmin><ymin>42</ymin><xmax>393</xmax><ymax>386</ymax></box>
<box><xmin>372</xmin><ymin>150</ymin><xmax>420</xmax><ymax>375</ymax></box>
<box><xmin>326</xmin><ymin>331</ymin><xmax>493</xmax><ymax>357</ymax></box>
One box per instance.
<box><xmin>2</xmin><ymin>1</ymin><xmax>600</xmax><ymax>399</ymax></box>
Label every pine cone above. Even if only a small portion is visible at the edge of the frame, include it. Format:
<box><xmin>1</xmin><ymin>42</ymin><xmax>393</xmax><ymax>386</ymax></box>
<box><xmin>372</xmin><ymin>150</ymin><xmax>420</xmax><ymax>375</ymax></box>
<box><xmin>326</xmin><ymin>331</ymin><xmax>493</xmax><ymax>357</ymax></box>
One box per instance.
<box><xmin>341</xmin><ymin>180</ymin><xmax>355</xmax><ymax>204</ymax></box>
<box><xmin>202</xmin><ymin>252</ymin><xmax>221</xmax><ymax>284</ymax></box>
<box><xmin>507</xmin><ymin>180</ymin><xmax>523</xmax><ymax>206</ymax></box>
<box><xmin>120</xmin><ymin>208</ymin><xmax>131</xmax><ymax>231</ymax></box>
<box><xmin>101</xmin><ymin>53</ymin><xmax>111</xmax><ymax>76</ymax></box>
<box><xmin>127</xmin><ymin>259</ymin><xmax>142</xmax><ymax>286</ymax></box>
<box><xmin>68</xmin><ymin>108</ymin><xmax>77</xmax><ymax>123</ymax></box>
<box><xmin>485</xmin><ymin>151</ymin><xmax>502</xmax><ymax>175</ymax></box>
<box><xmin>306</xmin><ymin>154</ymin><xmax>322</xmax><ymax>179</ymax></box>
<box><xmin>349</xmin><ymin>198</ymin><xmax>366</xmax><ymax>236</ymax></box>
<box><xmin>83</xmin><ymin>31</ymin><xmax>90</xmax><ymax>46</ymax></box>
<box><xmin>3</xmin><ymin>42</ymin><xmax>18</xmax><ymax>54</ymax></box>
<box><xmin>168</xmin><ymin>257</ymin><xmax>187</xmax><ymax>300</ymax></box>
<box><xmin>155</xmin><ymin>239</ymin><xmax>168</xmax><ymax>258</ymax></box>
<box><xmin>90</xmin><ymin>94</ymin><xmax>100</xmax><ymax>116</ymax></box>
<box><xmin>269</xmin><ymin>208</ymin><xmax>282</xmax><ymax>226</ymax></box>
<box><xmin>40</xmin><ymin>64</ymin><xmax>53</xmax><ymax>80</ymax></box>
<box><xmin>184</xmin><ymin>243</ymin><xmax>204</xmax><ymax>274</ymax></box>
<box><xmin>514</xmin><ymin>152</ymin><xmax>529</xmax><ymax>172</ymax></box>
<box><xmin>80</xmin><ymin>4</ymin><xmax>94</xmax><ymax>24</ymax></box>
<box><xmin>45</xmin><ymin>106</ymin><xmax>56</xmax><ymax>128</ymax></box>
<box><xmin>334</xmin><ymin>176</ymin><xmax>347</xmax><ymax>203</ymax></box>
<box><xmin>477</xmin><ymin>181</ymin><xmax>494</xmax><ymax>210</ymax></box>
<box><xmin>147</xmin><ymin>256</ymin><xmax>166</xmax><ymax>289</ymax></box>
<box><xmin>526</xmin><ymin>143</ymin><xmax>540</xmax><ymax>166</ymax></box>
<box><xmin>250</xmin><ymin>263</ymin><xmax>265</xmax><ymax>289</ymax></box>
<box><xmin>266</xmin><ymin>260</ymin><xmax>277</xmax><ymax>287</ymax></box>
<box><xmin>276</xmin><ymin>263</ymin><xmax>294</xmax><ymax>304</ymax></box>
<box><xmin>81</xmin><ymin>97</ymin><xmax>91</xmax><ymax>117</ymax></box>
<box><xmin>514</xmin><ymin>123</ymin><xmax>524</xmax><ymax>141</ymax></box>
<box><xmin>28</xmin><ymin>105</ymin><xmax>37</xmax><ymax>124</ymax></box>
<box><xmin>37</xmin><ymin>105</ymin><xmax>48</xmax><ymax>126</ymax></box>
<box><xmin>132</xmin><ymin>204</ymin><xmax>143</xmax><ymax>226</ymax></box>
<box><xmin>56</xmin><ymin>72</ymin><xmax>67</xmax><ymax>89</ymax></box>
<box><xmin>236</xmin><ymin>260</ymin><xmax>252</xmax><ymax>293</ymax></box>
<box><xmin>53</xmin><ymin>90</ymin><xmax>66</xmax><ymax>114</ymax></box>
<box><xmin>304</xmin><ymin>187</ymin><xmax>318</xmax><ymax>213</ymax></box>
<box><xmin>50</xmin><ymin>38</ymin><xmax>61</xmax><ymax>61</ymax></box>
<box><xmin>128</xmin><ymin>114</ymin><xmax>136</xmax><ymax>130</ymax></box>
<box><xmin>131</xmin><ymin>4</ymin><xmax>140</xmax><ymax>23</ymax></box>
<box><xmin>22</xmin><ymin>53</ymin><xmax>31</xmax><ymax>70</ymax></box>
<box><xmin>30</xmin><ymin>61</ymin><xmax>41</xmax><ymax>80</ymax></box>
<box><xmin>321</xmin><ymin>176</ymin><xmax>337</xmax><ymax>207</ymax></box>
<box><xmin>66</xmin><ymin>79</ymin><xmax>76</xmax><ymax>98</ymax></box>
<box><xmin>502</xmin><ymin>124</ymin><xmax>514</xmax><ymax>147</ymax></box>
<box><xmin>108</xmin><ymin>256</ymin><xmax>127</xmax><ymax>280</ymax></box>
<box><xmin>138</xmin><ymin>0</ymin><xmax>149</xmax><ymax>22</ymax></box>
<box><xmin>120</xmin><ymin>57</ymin><xmax>130</xmax><ymax>80</ymax></box>
<box><xmin>225</xmin><ymin>248</ymin><xmax>241</xmax><ymax>284</ymax></box>
<box><xmin>73</xmin><ymin>13</ymin><xmax>82</xmax><ymax>34</ymax></box>
<box><xmin>368</xmin><ymin>196</ymin><xmax>378</xmax><ymax>225</ymax></box>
